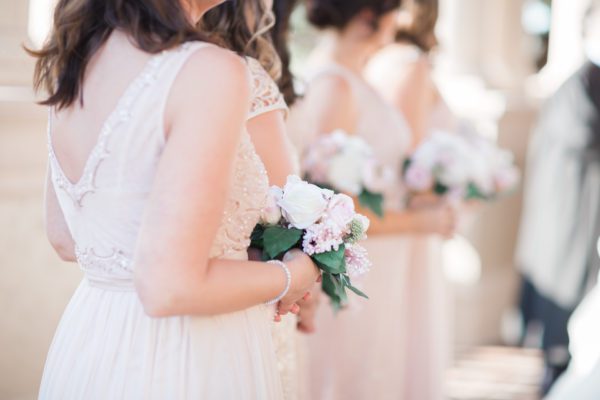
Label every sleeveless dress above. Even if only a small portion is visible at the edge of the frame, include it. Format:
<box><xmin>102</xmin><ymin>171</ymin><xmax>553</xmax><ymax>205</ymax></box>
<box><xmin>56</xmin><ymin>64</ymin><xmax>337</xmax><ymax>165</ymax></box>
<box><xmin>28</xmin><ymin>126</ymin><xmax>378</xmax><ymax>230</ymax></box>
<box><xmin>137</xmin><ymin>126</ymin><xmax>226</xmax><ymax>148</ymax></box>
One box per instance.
<box><xmin>39</xmin><ymin>42</ymin><xmax>283</xmax><ymax>400</ymax></box>
<box><xmin>290</xmin><ymin>64</ymin><xmax>413</xmax><ymax>400</ymax></box>
<box><xmin>246</xmin><ymin>57</ymin><xmax>302</xmax><ymax>400</ymax></box>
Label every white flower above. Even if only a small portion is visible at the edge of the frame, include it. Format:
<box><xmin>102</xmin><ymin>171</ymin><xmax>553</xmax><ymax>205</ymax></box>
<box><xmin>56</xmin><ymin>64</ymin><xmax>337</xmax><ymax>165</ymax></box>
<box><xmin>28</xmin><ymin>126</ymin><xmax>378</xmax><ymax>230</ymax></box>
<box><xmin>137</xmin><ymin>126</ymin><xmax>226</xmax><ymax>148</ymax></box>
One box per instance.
<box><xmin>325</xmin><ymin>193</ymin><xmax>356</xmax><ymax>232</ymax></box>
<box><xmin>327</xmin><ymin>151</ymin><xmax>364</xmax><ymax>195</ymax></box>
<box><xmin>260</xmin><ymin>186</ymin><xmax>283</xmax><ymax>225</ymax></box>
<box><xmin>279</xmin><ymin>175</ymin><xmax>328</xmax><ymax>229</ymax></box>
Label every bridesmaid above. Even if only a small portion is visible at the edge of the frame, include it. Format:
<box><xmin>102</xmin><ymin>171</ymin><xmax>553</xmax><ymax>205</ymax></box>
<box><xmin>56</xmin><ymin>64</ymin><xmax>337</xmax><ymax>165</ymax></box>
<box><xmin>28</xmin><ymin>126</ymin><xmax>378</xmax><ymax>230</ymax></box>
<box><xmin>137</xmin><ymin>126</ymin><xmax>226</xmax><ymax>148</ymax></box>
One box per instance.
<box><xmin>366</xmin><ymin>1</ymin><xmax>457</xmax><ymax>398</ymax></box>
<box><xmin>288</xmin><ymin>0</ymin><xmax>457</xmax><ymax>399</ymax></box>
<box><xmin>32</xmin><ymin>0</ymin><xmax>319</xmax><ymax>398</ymax></box>
<box><xmin>201</xmin><ymin>1</ymin><xmax>308</xmax><ymax>398</ymax></box>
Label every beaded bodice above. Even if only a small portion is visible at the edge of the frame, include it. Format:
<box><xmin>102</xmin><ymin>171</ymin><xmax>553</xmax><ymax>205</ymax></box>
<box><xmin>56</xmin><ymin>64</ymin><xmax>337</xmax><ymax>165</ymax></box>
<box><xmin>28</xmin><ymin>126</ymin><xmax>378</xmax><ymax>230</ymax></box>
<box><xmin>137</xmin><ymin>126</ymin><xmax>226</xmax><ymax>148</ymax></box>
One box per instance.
<box><xmin>47</xmin><ymin>42</ymin><xmax>268</xmax><ymax>285</ymax></box>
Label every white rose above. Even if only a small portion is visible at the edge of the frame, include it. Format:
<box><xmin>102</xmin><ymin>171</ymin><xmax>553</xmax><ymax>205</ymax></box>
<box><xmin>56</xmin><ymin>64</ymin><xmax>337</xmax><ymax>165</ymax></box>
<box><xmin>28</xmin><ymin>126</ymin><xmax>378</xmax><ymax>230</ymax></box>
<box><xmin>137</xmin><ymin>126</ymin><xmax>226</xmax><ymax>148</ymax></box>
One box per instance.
<box><xmin>279</xmin><ymin>175</ymin><xmax>328</xmax><ymax>229</ymax></box>
<box><xmin>260</xmin><ymin>186</ymin><xmax>283</xmax><ymax>225</ymax></box>
<box><xmin>327</xmin><ymin>150</ymin><xmax>364</xmax><ymax>195</ymax></box>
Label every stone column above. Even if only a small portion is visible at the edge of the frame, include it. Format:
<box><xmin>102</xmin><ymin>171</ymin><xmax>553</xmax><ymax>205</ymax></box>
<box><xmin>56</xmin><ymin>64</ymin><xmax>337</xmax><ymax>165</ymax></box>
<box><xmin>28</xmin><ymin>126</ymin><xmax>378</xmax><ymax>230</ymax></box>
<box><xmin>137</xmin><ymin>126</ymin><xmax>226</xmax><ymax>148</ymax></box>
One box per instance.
<box><xmin>537</xmin><ymin>0</ymin><xmax>589</xmax><ymax>93</ymax></box>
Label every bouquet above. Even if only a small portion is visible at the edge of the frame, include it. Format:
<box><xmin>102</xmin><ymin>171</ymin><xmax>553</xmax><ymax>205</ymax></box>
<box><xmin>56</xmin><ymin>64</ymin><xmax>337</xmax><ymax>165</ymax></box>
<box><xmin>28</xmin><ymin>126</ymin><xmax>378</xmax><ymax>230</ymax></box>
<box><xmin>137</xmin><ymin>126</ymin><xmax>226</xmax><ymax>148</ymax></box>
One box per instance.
<box><xmin>402</xmin><ymin>130</ymin><xmax>520</xmax><ymax>202</ymax></box>
<box><xmin>251</xmin><ymin>175</ymin><xmax>372</xmax><ymax>310</ymax></box>
<box><xmin>302</xmin><ymin>130</ymin><xmax>392</xmax><ymax>217</ymax></box>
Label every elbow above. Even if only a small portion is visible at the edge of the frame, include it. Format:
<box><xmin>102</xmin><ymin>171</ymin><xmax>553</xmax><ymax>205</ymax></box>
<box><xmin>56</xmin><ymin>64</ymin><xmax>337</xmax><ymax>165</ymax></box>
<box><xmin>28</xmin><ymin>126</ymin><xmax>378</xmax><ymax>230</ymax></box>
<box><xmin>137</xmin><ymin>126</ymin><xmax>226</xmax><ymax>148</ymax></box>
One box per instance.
<box><xmin>135</xmin><ymin>274</ymin><xmax>178</xmax><ymax>318</ymax></box>
<box><xmin>47</xmin><ymin>235</ymin><xmax>76</xmax><ymax>262</ymax></box>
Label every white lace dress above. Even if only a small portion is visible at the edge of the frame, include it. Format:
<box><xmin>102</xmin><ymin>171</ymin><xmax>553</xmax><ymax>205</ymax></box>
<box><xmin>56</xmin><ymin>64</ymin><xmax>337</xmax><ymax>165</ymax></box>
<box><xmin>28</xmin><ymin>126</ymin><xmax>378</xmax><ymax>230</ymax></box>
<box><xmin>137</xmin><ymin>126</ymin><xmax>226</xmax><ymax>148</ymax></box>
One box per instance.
<box><xmin>39</xmin><ymin>42</ymin><xmax>283</xmax><ymax>400</ymax></box>
<box><xmin>247</xmin><ymin>57</ymin><xmax>302</xmax><ymax>400</ymax></box>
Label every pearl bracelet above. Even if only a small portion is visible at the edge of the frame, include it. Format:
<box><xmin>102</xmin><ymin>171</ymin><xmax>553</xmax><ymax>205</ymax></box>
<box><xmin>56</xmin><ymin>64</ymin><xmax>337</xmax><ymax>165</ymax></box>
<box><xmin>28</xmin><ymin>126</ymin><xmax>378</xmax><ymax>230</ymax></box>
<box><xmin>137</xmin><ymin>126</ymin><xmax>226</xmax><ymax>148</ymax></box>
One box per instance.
<box><xmin>265</xmin><ymin>260</ymin><xmax>291</xmax><ymax>306</ymax></box>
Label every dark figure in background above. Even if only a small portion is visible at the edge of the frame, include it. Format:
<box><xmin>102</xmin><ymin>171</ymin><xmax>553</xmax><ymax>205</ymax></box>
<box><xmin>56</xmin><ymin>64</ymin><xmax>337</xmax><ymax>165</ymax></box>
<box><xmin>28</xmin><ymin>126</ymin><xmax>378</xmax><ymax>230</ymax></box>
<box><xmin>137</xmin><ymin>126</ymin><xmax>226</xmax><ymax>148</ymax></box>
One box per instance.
<box><xmin>516</xmin><ymin>1</ymin><xmax>600</xmax><ymax>395</ymax></box>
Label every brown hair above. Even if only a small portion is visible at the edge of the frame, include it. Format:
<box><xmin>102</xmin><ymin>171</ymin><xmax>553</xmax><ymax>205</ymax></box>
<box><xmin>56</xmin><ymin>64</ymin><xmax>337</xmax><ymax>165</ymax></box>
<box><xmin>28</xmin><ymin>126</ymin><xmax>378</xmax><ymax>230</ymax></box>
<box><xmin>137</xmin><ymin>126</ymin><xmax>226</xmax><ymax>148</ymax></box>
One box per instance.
<box><xmin>395</xmin><ymin>0</ymin><xmax>438</xmax><ymax>53</ymax></box>
<box><xmin>271</xmin><ymin>0</ymin><xmax>299</xmax><ymax>105</ymax></box>
<box><xmin>28</xmin><ymin>0</ymin><xmax>209</xmax><ymax>110</ymax></box>
<box><xmin>201</xmin><ymin>0</ymin><xmax>281</xmax><ymax>81</ymax></box>
<box><xmin>306</xmin><ymin>0</ymin><xmax>401</xmax><ymax>31</ymax></box>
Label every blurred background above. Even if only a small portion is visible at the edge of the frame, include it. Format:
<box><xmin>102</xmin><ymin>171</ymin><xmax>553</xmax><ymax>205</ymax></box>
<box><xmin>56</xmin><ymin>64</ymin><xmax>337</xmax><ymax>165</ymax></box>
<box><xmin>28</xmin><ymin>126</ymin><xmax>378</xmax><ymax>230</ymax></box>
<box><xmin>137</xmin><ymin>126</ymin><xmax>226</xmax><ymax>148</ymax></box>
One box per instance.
<box><xmin>0</xmin><ymin>0</ymin><xmax>595</xmax><ymax>398</ymax></box>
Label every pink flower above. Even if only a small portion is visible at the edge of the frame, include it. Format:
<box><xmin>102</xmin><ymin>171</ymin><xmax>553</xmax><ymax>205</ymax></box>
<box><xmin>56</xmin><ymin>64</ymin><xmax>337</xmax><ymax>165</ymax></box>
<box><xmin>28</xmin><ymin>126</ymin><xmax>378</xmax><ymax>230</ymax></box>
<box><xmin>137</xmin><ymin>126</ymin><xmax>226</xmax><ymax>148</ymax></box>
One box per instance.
<box><xmin>344</xmin><ymin>244</ymin><xmax>372</xmax><ymax>277</ymax></box>
<box><xmin>362</xmin><ymin>159</ymin><xmax>394</xmax><ymax>193</ymax></box>
<box><xmin>302</xmin><ymin>221</ymin><xmax>345</xmax><ymax>255</ymax></box>
<box><xmin>405</xmin><ymin>163</ymin><xmax>434</xmax><ymax>192</ymax></box>
<box><xmin>325</xmin><ymin>194</ymin><xmax>356</xmax><ymax>232</ymax></box>
<box><xmin>494</xmin><ymin>166</ymin><xmax>520</xmax><ymax>193</ymax></box>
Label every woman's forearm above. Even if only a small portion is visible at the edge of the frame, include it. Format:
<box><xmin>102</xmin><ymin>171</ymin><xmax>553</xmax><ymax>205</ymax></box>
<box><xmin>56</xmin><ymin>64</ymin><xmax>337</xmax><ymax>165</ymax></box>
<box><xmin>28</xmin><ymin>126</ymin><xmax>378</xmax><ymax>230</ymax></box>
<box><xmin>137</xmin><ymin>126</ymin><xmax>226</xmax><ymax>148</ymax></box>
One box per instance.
<box><xmin>136</xmin><ymin>257</ymin><xmax>291</xmax><ymax>318</ymax></box>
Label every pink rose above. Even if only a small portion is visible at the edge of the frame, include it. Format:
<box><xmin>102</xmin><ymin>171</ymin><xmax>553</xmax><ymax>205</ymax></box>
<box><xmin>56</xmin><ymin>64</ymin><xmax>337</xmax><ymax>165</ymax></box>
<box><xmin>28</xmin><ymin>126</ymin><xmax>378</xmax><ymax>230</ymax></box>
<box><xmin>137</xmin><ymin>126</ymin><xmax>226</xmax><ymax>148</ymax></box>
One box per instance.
<box><xmin>405</xmin><ymin>163</ymin><xmax>434</xmax><ymax>192</ymax></box>
<box><xmin>325</xmin><ymin>193</ymin><xmax>356</xmax><ymax>232</ymax></box>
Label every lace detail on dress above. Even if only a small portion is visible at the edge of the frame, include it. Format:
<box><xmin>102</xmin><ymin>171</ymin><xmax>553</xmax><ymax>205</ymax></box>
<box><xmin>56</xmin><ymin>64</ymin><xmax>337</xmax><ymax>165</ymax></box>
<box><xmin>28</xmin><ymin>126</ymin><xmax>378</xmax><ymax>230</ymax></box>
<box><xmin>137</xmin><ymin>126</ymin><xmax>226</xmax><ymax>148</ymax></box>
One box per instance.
<box><xmin>47</xmin><ymin>48</ymin><xmax>176</xmax><ymax>207</ymax></box>
<box><xmin>75</xmin><ymin>246</ymin><xmax>133</xmax><ymax>276</ymax></box>
<box><xmin>210</xmin><ymin>133</ymin><xmax>269</xmax><ymax>259</ymax></box>
<box><xmin>247</xmin><ymin>58</ymin><xmax>288</xmax><ymax>120</ymax></box>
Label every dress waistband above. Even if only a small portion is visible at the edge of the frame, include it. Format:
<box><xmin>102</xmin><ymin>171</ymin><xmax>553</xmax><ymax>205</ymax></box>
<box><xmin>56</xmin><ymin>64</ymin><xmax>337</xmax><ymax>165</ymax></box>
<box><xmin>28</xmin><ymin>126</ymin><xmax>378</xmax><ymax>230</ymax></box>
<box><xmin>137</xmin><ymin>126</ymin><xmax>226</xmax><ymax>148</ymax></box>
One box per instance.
<box><xmin>84</xmin><ymin>274</ymin><xmax>136</xmax><ymax>292</ymax></box>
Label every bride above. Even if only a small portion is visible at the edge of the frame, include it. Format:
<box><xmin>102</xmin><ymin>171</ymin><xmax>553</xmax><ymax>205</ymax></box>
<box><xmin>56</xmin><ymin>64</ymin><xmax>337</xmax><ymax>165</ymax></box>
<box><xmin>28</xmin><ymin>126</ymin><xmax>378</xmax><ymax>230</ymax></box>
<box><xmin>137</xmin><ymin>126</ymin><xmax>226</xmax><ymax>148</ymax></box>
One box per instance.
<box><xmin>32</xmin><ymin>0</ymin><xmax>319</xmax><ymax>398</ymax></box>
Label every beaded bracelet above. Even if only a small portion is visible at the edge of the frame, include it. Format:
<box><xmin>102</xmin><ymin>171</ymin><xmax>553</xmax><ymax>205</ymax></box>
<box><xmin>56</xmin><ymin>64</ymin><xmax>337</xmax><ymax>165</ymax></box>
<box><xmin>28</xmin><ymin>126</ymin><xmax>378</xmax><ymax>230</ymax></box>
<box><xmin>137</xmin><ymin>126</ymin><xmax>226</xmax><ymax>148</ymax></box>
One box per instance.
<box><xmin>265</xmin><ymin>260</ymin><xmax>291</xmax><ymax>306</ymax></box>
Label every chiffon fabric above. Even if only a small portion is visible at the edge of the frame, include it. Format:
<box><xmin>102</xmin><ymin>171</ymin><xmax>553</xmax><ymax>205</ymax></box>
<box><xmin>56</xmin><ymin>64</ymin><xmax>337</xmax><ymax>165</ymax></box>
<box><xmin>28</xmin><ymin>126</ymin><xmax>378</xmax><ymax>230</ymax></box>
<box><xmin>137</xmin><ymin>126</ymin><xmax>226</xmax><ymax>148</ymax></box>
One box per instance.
<box><xmin>290</xmin><ymin>63</ymin><xmax>416</xmax><ymax>400</ymax></box>
<box><xmin>39</xmin><ymin>42</ymin><xmax>283</xmax><ymax>400</ymax></box>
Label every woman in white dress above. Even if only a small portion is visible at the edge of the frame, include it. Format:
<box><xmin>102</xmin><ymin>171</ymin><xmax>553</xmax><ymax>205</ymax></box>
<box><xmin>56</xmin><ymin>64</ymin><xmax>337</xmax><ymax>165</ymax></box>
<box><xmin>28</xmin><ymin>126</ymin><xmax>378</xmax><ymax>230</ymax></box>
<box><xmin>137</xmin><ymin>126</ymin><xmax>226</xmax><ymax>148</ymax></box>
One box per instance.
<box><xmin>32</xmin><ymin>0</ymin><xmax>319</xmax><ymax>398</ymax></box>
<box><xmin>365</xmin><ymin>1</ymin><xmax>456</xmax><ymax>398</ymax></box>
<box><xmin>202</xmin><ymin>3</ymin><xmax>307</xmax><ymax>398</ymax></box>
<box><xmin>288</xmin><ymin>1</ymin><xmax>457</xmax><ymax>399</ymax></box>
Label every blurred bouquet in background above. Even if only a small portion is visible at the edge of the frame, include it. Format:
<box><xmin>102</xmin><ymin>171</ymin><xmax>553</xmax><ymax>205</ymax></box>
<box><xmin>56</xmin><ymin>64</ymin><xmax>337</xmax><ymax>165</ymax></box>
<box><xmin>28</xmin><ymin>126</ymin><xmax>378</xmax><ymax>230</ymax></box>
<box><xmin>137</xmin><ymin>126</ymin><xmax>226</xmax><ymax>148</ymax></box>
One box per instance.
<box><xmin>302</xmin><ymin>130</ymin><xmax>393</xmax><ymax>217</ymax></box>
<box><xmin>402</xmin><ymin>131</ymin><xmax>520</xmax><ymax>202</ymax></box>
<box><xmin>251</xmin><ymin>176</ymin><xmax>372</xmax><ymax>310</ymax></box>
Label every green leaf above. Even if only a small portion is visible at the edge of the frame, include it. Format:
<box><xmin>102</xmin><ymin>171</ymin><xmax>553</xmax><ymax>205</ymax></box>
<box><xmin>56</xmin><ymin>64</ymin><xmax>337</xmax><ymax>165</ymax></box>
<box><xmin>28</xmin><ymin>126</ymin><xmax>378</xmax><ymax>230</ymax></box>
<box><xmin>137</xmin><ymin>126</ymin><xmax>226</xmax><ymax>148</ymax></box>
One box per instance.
<box><xmin>250</xmin><ymin>224</ymin><xmax>265</xmax><ymax>248</ymax></box>
<box><xmin>312</xmin><ymin>246</ymin><xmax>346</xmax><ymax>274</ymax></box>
<box><xmin>346</xmin><ymin>282</ymin><xmax>369</xmax><ymax>299</ymax></box>
<box><xmin>321</xmin><ymin>272</ymin><xmax>342</xmax><ymax>310</ymax></box>
<box><xmin>465</xmin><ymin>182</ymin><xmax>489</xmax><ymax>201</ymax></box>
<box><xmin>433</xmin><ymin>182</ymin><xmax>449</xmax><ymax>195</ymax></box>
<box><xmin>358</xmin><ymin>189</ymin><xmax>384</xmax><ymax>218</ymax></box>
<box><xmin>262</xmin><ymin>226</ymin><xmax>303</xmax><ymax>259</ymax></box>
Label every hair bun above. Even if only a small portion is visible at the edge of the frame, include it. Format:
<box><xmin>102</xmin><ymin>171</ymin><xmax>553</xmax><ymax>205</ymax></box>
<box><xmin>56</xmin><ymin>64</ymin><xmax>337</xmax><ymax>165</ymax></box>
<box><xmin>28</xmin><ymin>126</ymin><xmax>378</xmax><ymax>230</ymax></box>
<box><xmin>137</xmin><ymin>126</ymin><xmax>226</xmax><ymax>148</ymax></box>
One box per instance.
<box><xmin>306</xmin><ymin>0</ymin><xmax>343</xmax><ymax>29</ymax></box>
<box><xmin>306</xmin><ymin>0</ymin><xmax>401</xmax><ymax>30</ymax></box>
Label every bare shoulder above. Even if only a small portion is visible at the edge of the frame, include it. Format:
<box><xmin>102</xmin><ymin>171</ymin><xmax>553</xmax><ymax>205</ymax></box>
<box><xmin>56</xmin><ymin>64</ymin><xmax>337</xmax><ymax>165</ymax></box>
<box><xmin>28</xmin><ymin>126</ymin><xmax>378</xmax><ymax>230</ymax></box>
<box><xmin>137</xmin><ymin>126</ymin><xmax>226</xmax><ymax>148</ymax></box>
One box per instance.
<box><xmin>174</xmin><ymin>43</ymin><xmax>252</xmax><ymax>99</ymax></box>
<box><xmin>310</xmin><ymin>72</ymin><xmax>352</xmax><ymax>97</ymax></box>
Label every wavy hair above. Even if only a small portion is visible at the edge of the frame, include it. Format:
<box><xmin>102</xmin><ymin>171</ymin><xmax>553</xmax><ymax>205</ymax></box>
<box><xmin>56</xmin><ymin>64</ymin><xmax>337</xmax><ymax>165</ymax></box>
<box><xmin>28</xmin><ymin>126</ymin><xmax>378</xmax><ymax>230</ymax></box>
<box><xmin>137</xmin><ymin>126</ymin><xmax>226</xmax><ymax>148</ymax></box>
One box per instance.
<box><xmin>28</xmin><ymin>0</ymin><xmax>208</xmax><ymax>109</ymax></box>
<box><xmin>201</xmin><ymin>0</ymin><xmax>281</xmax><ymax>81</ymax></box>
<box><xmin>395</xmin><ymin>0</ymin><xmax>439</xmax><ymax>53</ymax></box>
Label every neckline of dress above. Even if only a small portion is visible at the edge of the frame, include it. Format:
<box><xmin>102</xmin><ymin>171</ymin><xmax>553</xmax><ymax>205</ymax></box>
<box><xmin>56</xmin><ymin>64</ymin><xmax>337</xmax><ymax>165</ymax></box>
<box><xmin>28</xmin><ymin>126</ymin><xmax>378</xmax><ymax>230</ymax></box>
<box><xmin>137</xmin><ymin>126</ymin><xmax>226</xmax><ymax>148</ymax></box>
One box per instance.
<box><xmin>47</xmin><ymin>50</ymin><xmax>167</xmax><ymax>189</ymax></box>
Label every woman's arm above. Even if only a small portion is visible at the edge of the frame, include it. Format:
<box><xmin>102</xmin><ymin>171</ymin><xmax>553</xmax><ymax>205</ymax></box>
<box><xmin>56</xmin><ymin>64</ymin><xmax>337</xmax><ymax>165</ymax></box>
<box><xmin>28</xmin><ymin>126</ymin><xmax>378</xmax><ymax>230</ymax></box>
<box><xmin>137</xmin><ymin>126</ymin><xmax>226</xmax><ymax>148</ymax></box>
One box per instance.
<box><xmin>247</xmin><ymin>110</ymin><xmax>296</xmax><ymax>186</ymax></box>
<box><xmin>356</xmin><ymin>202</ymin><xmax>456</xmax><ymax>238</ymax></box>
<box><xmin>304</xmin><ymin>74</ymin><xmax>359</xmax><ymax>135</ymax></box>
<box><xmin>390</xmin><ymin>57</ymin><xmax>436</xmax><ymax>149</ymax></box>
<box><xmin>44</xmin><ymin>169</ymin><xmax>76</xmax><ymax>262</ymax></box>
<box><xmin>134</xmin><ymin>47</ymin><xmax>318</xmax><ymax>318</ymax></box>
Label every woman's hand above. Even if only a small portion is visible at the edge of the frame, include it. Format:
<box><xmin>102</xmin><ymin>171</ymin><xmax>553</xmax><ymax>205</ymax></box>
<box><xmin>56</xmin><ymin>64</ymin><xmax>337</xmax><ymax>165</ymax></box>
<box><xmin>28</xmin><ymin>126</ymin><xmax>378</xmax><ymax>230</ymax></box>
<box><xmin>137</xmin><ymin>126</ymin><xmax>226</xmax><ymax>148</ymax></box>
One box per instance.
<box><xmin>296</xmin><ymin>285</ymin><xmax>321</xmax><ymax>333</ymax></box>
<box><xmin>276</xmin><ymin>249</ymin><xmax>321</xmax><ymax>318</ymax></box>
<box><xmin>409</xmin><ymin>203</ymin><xmax>457</xmax><ymax>238</ymax></box>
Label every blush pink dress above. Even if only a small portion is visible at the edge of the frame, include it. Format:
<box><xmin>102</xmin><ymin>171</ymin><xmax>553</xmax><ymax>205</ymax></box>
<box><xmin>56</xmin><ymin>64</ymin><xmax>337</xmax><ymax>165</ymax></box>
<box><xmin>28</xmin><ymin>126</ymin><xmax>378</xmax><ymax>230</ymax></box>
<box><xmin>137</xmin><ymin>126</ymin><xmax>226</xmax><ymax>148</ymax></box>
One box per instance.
<box><xmin>367</xmin><ymin>43</ymin><xmax>454</xmax><ymax>400</ymax></box>
<box><xmin>290</xmin><ymin>63</ymin><xmax>416</xmax><ymax>400</ymax></box>
<box><xmin>247</xmin><ymin>57</ymin><xmax>302</xmax><ymax>400</ymax></box>
<box><xmin>39</xmin><ymin>42</ymin><xmax>283</xmax><ymax>400</ymax></box>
